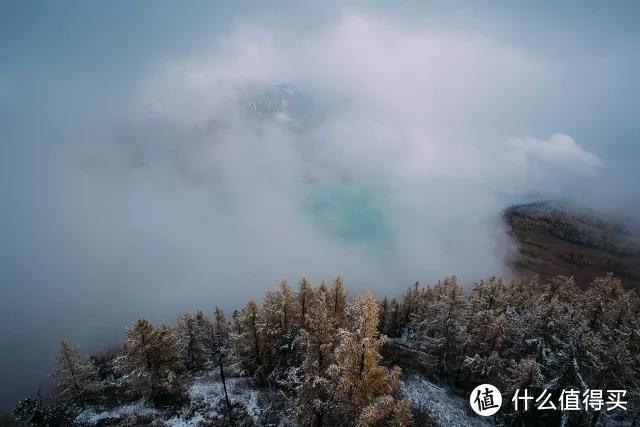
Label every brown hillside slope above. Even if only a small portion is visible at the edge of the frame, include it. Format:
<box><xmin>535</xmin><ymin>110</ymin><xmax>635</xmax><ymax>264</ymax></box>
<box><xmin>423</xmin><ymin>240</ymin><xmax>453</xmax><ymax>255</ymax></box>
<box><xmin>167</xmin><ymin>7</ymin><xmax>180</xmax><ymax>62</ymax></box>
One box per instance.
<box><xmin>504</xmin><ymin>201</ymin><xmax>640</xmax><ymax>289</ymax></box>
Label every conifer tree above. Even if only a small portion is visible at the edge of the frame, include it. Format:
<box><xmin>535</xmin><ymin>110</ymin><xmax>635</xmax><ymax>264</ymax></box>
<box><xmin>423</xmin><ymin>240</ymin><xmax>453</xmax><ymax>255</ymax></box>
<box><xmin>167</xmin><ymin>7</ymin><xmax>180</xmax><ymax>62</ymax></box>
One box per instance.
<box><xmin>52</xmin><ymin>339</ymin><xmax>100</xmax><ymax>410</ymax></box>
<box><xmin>378</xmin><ymin>296</ymin><xmax>389</xmax><ymax>335</ymax></box>
<box><xmin>278</xmin><ymin>280</ymin><xmax>298</xmax><ymax>364</ymax></box>
<box><xmin>294</xmin><ymin>286</ymin><xmax>339</xmax><ymax>426</ymax></box>
<box><xmin>31</xmin><ymin>272</ymin><xmax>640</xmax><ymax>425</ymax></box>
<box><xmin>330</xmin><ymin>276</ymin><xmax>348</xmax><ymax>329</ymax></box>
<box><xmin>358</xmin><ymin>395</ymin><xmax>414</xmax><ymax>426</ymax></box>
<box><xmin>116</xmin><ymin>319</ymin><xmax>182</xmax><ymax>403</ymax></box>
<box><xmin>318</xmin><ymin>280</ymin><xmax>328</xmax><ymax>294</ymax></box>
<box><xmin>298</xmin><ymin>277</ymin><xmax>313</xmax><ymax>329</ymax></box>
<box><xmin>328</xmin><ymin>292</ymin><xmax>409</xmax><ymax>425</ymax></box>
<box><xmin>258</xmin><ymin>281</ymin><xmax>298</xmax><ymax>380</ymax></box>
<box><xmin>175</xmin><ymin>311</ymin><xmax>212</xmax><ymax>372</ymax></box>
<box><xmin>464</xmin><ymin>278</ymin><xmax>508</xmax><ymax>354</ymax></box>
<box><xmin>401</xmin><ymin>282</ymin><xmax>420</xmax><ymax>328</ymax></box>
<box><xmin>383</xmin><ymin>299</ymin><xmax>401</xmax><ymax>338</ymax></box>
<box><xmin>212</xmin><ymin>306</ymin><xmax>231</xmax><ymax>412</ymax></box>
<box><xmin>259</xmin><ymin>288</ymin><xmax>281</xmax><ymax>375</ymax></box>
<box><xmin>230</xmin><ymin>300</ymin><xmax>262</xmax><ymax>377</ymax></box>
<box><xmin>411</xmin><ymin>276</ymin><xmax>467</xmax><ymax>378</ymax></box>
<box><xmin>583</xmin><ymin>273</ymin><xmax>624</xmax><ymax>330</ymax></box>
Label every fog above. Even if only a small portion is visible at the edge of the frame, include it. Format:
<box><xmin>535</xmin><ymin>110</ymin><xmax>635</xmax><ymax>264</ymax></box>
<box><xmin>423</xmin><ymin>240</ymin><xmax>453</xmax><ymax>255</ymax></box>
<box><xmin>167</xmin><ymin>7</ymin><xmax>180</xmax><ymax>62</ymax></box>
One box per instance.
<box><xmin>2</xmin><ymin>1</ymin><xmax>640</xmax><ymax>410</ymax></box>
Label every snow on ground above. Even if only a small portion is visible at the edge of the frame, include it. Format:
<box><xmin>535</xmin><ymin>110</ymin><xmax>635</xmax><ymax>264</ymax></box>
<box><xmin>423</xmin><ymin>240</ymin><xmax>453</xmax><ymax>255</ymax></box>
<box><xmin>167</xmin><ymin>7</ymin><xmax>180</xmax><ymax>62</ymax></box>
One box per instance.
<box><xmin>244</xmin><ymin>389</ymin><xmax>260</xmax><ymax>421</ymax></box>
<box><xmin>76</xmin><ymin>372</ymin><xmax>491</xmax><ymax>426</ymax></box>
<box><xmin>402</xmin><ymin>374</ymin><xmax>492</xmax><ymax>427</ymax></box>
<box><xmin>165</xmin><ymin>414</ymin><xmax>205</xmax><ymax>427</ymax></box>
<box><xmin>75</xmin><ymin>375</ymin><xmax>261</xmax><ymax>426</ymax></box>
<box><xmin>76</xmin><ymin>402</ymin><xmax>160</xmax><ymax>425</ymax></box>
<box><xmin>167</xmin><ymin>376</ymin><xmax>261</xmax><ymax>426</ymax></box>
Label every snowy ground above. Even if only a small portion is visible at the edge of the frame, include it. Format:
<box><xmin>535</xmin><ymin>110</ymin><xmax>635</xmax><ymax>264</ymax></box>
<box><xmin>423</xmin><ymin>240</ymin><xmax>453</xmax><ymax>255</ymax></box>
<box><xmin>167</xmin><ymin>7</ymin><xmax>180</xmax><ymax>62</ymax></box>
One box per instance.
<box><xmin>75</xmin><ymin>372</ymin><xmax>493</xmax><ymax>426</ymax></box>
<box><xmin>76</xmin><ymin>402</ymin><xmax>160</xmax><ymax>425</ymax></box>
<box><xmin>75</xmin><ymin>375</ymin><xmax>263</xmax><ymax>426</ymax></box>
<box><xmin>166</xmin><ymin>376</ymin><xmax>261</xmax><ymax>426</ymax></box>
<box><xmin>401</xmin><ymin>374</ymin><xmax>492</xmax><ymax>427</ymax></box>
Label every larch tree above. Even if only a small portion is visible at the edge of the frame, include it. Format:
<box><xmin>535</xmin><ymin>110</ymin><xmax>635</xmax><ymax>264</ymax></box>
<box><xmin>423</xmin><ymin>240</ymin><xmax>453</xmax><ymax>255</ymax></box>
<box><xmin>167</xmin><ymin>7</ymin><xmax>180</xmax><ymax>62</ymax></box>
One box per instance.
<box><xmin>330</xmin><ymin>276</ymin><xmax>348</xmax><ymax>329</ymax></box>
<box><xmin>328</xmin><ymin>292</ymin><xmax>411</xmax><ymax>425</ymax></box>
<box><xmin>401</xmin><ymin>282</ymin><xmax>420</xmax><ymax>329</ymax></box>
<box><xmin>258</xmin><ymin>281</ymin><xmax>297</xmax><ymax>380</ymax></box>
<box><xmin>580</xmin><ymin>275</ymin><xmax>638</xmax><ymax>425</ymax></box>
<box><xmin>278</xmin><ymin>280</ymin><xmax>298</xmax><ymax>367</ymax></box>
<box><xmin>382</xmin><ymin>299</ymin><xmax>401</xmax><ymax>338</ymax></box>
<box><xmin>464</xmin><ymin>277</ymin><xmax>507</xmax><ymax>355</ymax></box>
<box><xmin>298</xmin><ymin>277</ymin><xmax>313</xmax><ymax>329</ymax></box>
<box><xmin>318</xmin><ymin>280</ymin><xmax>328</xmax><ymax>294</ymax></box>
<box><xmin>378</xmin><ymin>297</ymin><xmax>389</xmax><ymax>335</ymax></box>
<box><xmin>411</xmin><ymin>276</ymin><xmax>467</xmax><ymax>379</ymax></box>
<box><xmin>294</xmin><ymin>286</ymin><xmax>340</xmax><ymax>426</ymax></box>
<box><xmin>502</xmin><ymin>358</ymin><xmax>544</xmax><ymax>425</ymax></box>
<box><xmin>230</xmin><ymin>300</ymin><xmax>262</xmax><ymax>378</ymax></box>
<box><xmin>175</xmin><ymin>311</ymin><xmax>212</xmax><ymax>372</ymax></box>
<box><xmin>52</xmin><ymin>339</ymin><xmax>100</xmax><ymax>410</ymax></box>
<box><xmin>116</xmin><ymin>318</ymin><xmax>182</xmax><ymax>404</ymax></box>
<box><xmin>358</xmin><ymin>395</ymin><xmax>414</xmax><ymax>427</ymax></box>
<box><xmin>212</xmin><ymin>306</ymin><xmax>231</xmax><ymax>412</ymax></box>
<box><xmin>583</xmin><ymin>274</ymin><xmax>624</xmax><ymax>330</ymax></box>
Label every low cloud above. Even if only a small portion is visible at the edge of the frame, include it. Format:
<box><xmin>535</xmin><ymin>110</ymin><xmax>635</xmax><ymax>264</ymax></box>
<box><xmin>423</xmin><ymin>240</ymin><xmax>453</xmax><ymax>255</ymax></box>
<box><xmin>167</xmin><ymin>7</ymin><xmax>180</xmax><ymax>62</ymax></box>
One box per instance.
<box><xmin>509</xmin><ymin>133</ymin><xmax>601</xmax><ymax>174</ymax></box>
<box><xmin>53</xmin><ymin>12</ymin><xmax>604</xmax><ymax>315</ymax></box>
<box><xmin>0</xmin><ymin>12</ymin><xmax>608</xmax><ymax>409</ymax></box>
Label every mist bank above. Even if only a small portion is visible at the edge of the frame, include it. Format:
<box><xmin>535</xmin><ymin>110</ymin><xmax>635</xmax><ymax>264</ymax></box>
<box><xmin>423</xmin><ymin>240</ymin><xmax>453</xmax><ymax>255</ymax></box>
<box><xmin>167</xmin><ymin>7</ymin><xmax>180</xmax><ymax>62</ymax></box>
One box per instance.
<box><xmin>2</xmin><ymin>6</ymin><xmax>640</xmax><ymax>411</ymax></box>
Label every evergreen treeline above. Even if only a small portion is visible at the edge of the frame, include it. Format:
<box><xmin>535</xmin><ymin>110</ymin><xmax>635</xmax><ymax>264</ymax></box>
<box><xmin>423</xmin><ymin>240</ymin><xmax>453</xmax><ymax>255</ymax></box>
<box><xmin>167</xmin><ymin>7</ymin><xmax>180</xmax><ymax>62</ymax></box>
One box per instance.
<box><xmin>13</xmin><ymin>278</ymin><xmax>411</xmax><ymax>426</ymax></box>
<box><xmin>10</xmin><ymin>274</ymin><xmax>640</xmax><ymax>426</ymax></box>
<box><xmin>380</xmin><ymin>274</ymin><xmax>639</xmax><ymax>426</ymax></box>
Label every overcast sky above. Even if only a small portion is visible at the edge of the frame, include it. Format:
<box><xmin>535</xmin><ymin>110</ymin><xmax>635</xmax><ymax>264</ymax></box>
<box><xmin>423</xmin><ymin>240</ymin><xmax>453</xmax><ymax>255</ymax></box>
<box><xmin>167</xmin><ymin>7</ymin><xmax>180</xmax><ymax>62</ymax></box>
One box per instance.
<box><xmin>1</xmin><ymin>0</ymin><xmax>639</xmax><ymax>410</ymax></box>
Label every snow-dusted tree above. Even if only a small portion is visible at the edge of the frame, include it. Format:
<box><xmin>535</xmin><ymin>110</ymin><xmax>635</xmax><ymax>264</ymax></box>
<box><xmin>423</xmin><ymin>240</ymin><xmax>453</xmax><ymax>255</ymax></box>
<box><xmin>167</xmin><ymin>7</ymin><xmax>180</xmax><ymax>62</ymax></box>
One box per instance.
<box><xmin>401</xmin><ymin>282</ymin><xmax>420</xmax><ymax>328</ymax></box>
<box><xmin>318</xmin><ymin>279</ymin><xmax>328</xmax><ymax>294</ymax></box>
<box><xmin>583</xmin><ymin>273</ymin><xmax>624</xmax><ymax>330</ymax></box>
<box><xmin>504</xmin><ymin>275</ymin><xmax>611</xmax><ymax>425</ymax></box>
<box><xmin>508</xmin><ymin>357</ymin><xmax>543</xmax><ymax>392</ymax></box>
<box><xmin>294</xmin><ymin>286</ymin><xmax>339</xmax><ymax>426</ymax></box>
<box><xmin>463</xmin><ymin>278</ymin><xmax>509</xmax><ymax>355</ymax></box>
<box><xmin>486</xmin><ymin>313</ymin><xmax>508</xmax><ymax>353</ymax></box>
<box><xmin>298</xmin><ymin>277</ymin><xmax>313</xmax><ymax>329</ymax></box>
<box><xmin>463</xmin><ymin>351</ymin><xmax>509</xmax><ymax>391</ymax></box>
<box><xmin>212</xmin><ymin>306</ymin><xmax>231</xmax><ymax>412</ymax></box>
<box><xmin>504</xmin><ymin>277</ymin><xmax>538</xmax><ymax>312</ymax></box>
<box><xmin>411</xmin><ymin>276</ymin><xmax>467</xmax><ymax>379</ymax></box>
<box><xmin>116</xmin><ymin>318</ymin><xmax>182</xmax><ymax>404</ymax></box>
<box><xmin>230</xmin><ymin>300</ymin><xmax>262</xmax><ymax>377</ymax></box>
<box><xmin>358</xmin><ymin>395</ymin><xmax>413</xmax><ymax>426</ymax></box>
<box><xmin>501</xmin><ymin>358</ymin><xmax>545</xmax><ymax>425</ymax></box>
<box><xmin>458</xmin><ymin>279</ymin><xmax>515</xmax><ymax>392</ymax></box>
<box><xmin>52</xmin><ymin>339</ymin><xmax>100</xmax><ymax>409</ymax></box>
<box><xmin>330</xmin><ymin>276</ymin><xmax>348</xmax><ymax>328</ymax></box>
<box><xmin>328</xmin><ymin>292</ymin><xmax>410</xmax><ymax>424</ymax></box>
<box><xmin>259</xmin><ymin>289</ymin><xmax>279</xmax><ymax>374</ymax></box>
<box><xmin>279</xmin><ymin>280</ymin><xmax>298</xmax><ymax>362</ymax></box>
<box><xmin>382</xmin><ymin>299</ymin><xmax>401</xmax><ymax>338</ymax></box>
<box><xmin>379</xmin><ymin>297</ymin><xmax>389</xmax><ymax>335</ymax></box>
<box><xmin>579</xmin><ymin>275</ymin><xmax>640</xmax><ymax>424</ymax></box>
<box><xmin>258</xmin><ymin>281</ymin><xmax>298</xmax><ymax>380</ymax></box>
<box><xmin>175</xmin><ymin>311</ymin><xmax>212</xmax><ymax>372</ymax></box>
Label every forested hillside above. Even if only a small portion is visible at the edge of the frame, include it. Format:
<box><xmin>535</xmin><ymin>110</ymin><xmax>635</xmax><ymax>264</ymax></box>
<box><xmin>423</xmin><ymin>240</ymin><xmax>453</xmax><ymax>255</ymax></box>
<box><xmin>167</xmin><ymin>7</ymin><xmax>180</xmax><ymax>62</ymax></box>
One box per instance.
<box><xmin>8</xmin><ymin>275</ymin><xmax>640</xmax><ymax>426</ymax></box>
<box><xmin>505</xmin><ymin>201</ymin><xmax>640</xmax><ymax>289</ymax></box>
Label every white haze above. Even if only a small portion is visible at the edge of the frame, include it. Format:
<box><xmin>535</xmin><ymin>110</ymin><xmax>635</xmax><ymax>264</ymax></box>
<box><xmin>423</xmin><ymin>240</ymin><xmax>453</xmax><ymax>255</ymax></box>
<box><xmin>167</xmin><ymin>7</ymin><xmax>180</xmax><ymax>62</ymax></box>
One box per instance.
<box><xmin>60</xmin><ymin>14</ymin><xmax>601</xmax><ymax>299</ymax></box>
<box><xmin>0</xmin><ymin>10</ymin><xmax>618</xmax><ymax>410</ymax></box>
